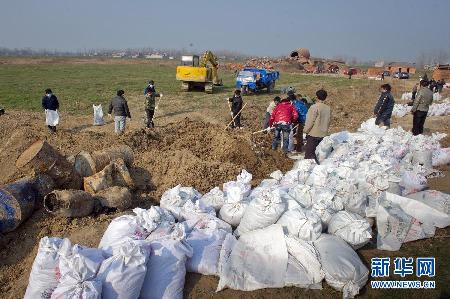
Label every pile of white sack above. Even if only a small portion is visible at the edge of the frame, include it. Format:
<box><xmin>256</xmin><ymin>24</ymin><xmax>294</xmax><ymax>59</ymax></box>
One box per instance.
<box><xmin>25</xmin><ymin>120</ymin><xmax>450</xmax><ymax>299</ymax></box>
<box><xmin>393</xmin><ymin>98</ymin><xmax>450</xmax><ymax>117</ymax></box>
<box><xmin>401</xmin><ymin>92</ymin><xmax>445</xmax><ymax>102</ymax></box>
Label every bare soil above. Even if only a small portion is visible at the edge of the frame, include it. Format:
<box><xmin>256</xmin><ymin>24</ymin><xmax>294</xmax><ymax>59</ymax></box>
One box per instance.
<box><xmin>0</xmin><ymin>76</ymin><xmax>449</xmax><ymax>298</ymax></box>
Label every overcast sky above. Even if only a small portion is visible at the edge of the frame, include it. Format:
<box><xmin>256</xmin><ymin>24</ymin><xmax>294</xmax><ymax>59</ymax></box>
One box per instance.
<box><xmin>1</xmin><ymin>0</ymin><xmax>449</xmax><ymax>61</ymax></box>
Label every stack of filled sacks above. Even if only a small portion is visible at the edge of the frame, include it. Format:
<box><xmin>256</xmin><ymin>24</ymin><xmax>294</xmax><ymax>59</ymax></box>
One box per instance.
<box><xmin>393</xmin><ymin>98</ymin><xmax>450</xmax><ymax>117</ymax></box>
<box><xmin>25</xmin><ymin>118</ymin><xmax>450</xmax><ymax>298</ymax></box>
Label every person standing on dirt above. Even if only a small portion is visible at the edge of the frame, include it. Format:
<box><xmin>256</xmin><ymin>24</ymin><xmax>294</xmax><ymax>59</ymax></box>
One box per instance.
<box><xmin>290</xmin><ymin>91</ymin><xmax>308</xmax><ymax>152</ymax></box>
<box><xmin>144</xmin><ymin>80</ymin><xmax>162</xmax><ymax>128</ymax></box>
<box><xmin>108</xmin><ymin>90</ymin><xmax>131</xmax><ymax>135</ymax></box>
<box><xmin>373</xmin><ymin>84</ymin><xmax>395</xmax><ymax>128</ymax></box>
<box><xmin>41</xmin><ymin>88</ymin><xmax>59</xmax><ymax>133</ymax></box>
<box><xmin>263</xmin><ymin>96</ymin><xmax>281</xmax><ymax>129</ymax></box>
<box><xmin>381</xmin><ymin>72</ymin><xmax>385</xmax><ymax>81</ymax></box>
<box><xmin>269</xmin><ymin>98</ymin><xmax>298</xmax><ymax>153</ymax></box>
<box><xmin>411</xmin><ymin>80</ymin><xmax>433</xmax><ymax>135</ymax></box>
<box><xmin>303</xmin><ymin>89</ymin><xmax>331</xmax><ymax>164</ymax></box>
<box><xmin>228</xmin><ymin>89</ymin><xmax>244</xmax><ymax>129</ymax></box>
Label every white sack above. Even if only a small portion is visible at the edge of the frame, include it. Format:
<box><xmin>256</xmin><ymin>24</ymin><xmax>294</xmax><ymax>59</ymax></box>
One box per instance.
<box><xmin>314</xmin><ymin>234</ymin><xmax>369</xmax><ymax>298</ymax></box>
<box><xmin>276</xmin><ymin>207</ymin><xmax>322</xmax><ymax>241</ymax></box>
<box><xmin>412</xmin><ymin>150</ymin><xmax>433</xmax><ymax>169</ymax></box>
<box><xmin>97</xmin><ymin>239</ymin><xmax>151</xmax><ymax>299</ymax></box>
<box><xmin>284</xmin><ymin>236</ymin><xmax>324</xmax><ymax>288</ymax></box>
<box><xmin>386</xmin><ymin>192</ymin><xmax>450</xmax><ymax>228</ymax></box>
<box><xmin>93</xmin><ymin>104</ymin><xmax>104</xmax><ymax>126</ymax></box>
<box><xmin>327</xmin><ymin>211</ymin><xmax>372</xmax><ymax>249</ymax></box>
<box><xmin>407</xmin><ymin>190</ymin><xmax>450</xmax><ymax>216</ymax></box>
<box><xmin>24</xmin><ymin>237</ymin><xmax>71</xmax><ymax>299</ymax></box>
<box><xmin>133</xmin><ymin>206</ymin><xmax>176</xmax><ymax>233</ymax></box>
<box><xmin>376</xmin><ymin>198</ymin><xmax>412</xmax><ymax>251</ymax></box>
<box><xmin>432</xmin><ymin>148</ymin><xmax>450</xmax><ymax>166</ymax></box>
<box><xmin>98</xmin><ymin>215</ymin><xmax>148</xmax><ymax>256</ymax></box>
<box><xmin>219</xmin><ymin>201</ymin><xmax>249</xmax><ymax>227</ymax></box>
<box><xmin>45</xmin><ymin>109</ymin><xmax>60</xmax><ymax>126</ymax></box>
<box><xmin>59</xmin><ymin>245</ymin><xmax>104</xmax><ymax>279</ymax></box>
<box><xmin>288</xmin><ymin>184</ymin><xmax>314</xmax><ymax>208</ymax></box>
<box><xmin>160</xmin><ymin>185</ymin><xmax>201</xmax><ymax>221</ymax></box>
<box><xmin>186</xmin><ymin>228</ymin><xmax>228</xmax><ymax>276</ymax></box>
<box><xmin>140</xmin><ymin>226</ymin><xmax>193</xmax><ymax>299</ymax></box>
<box><xmin>199</xmin><ymin>187</ymin><xmax>225</xmax><ymax>211</ymax></box>
<box><xmin>399</xmin><ymin>170</ymin><xmax>427</xmax><ymax>196</ymax></box>
<box><xmin>216</xmin><ymin>224</ymin><xmax>288</xmax><ymax>292</ymax></box>
<box><xmin>235</xmin><ymin>188</ymin><xmax>286</xmax><ymax>236</ymax></box>
<box><xmin>404</xmin><ymin>218</ymin><xmax>436</xmax><ymax>243</ymax></box>
<box><xmin>51</xmin><ymin>247</ymin><xmax>105</xmax><ymax>299</ymax></box>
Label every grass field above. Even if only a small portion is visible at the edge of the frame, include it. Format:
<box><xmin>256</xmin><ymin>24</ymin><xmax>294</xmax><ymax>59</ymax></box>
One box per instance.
<box><xmin>0</xmin><ymin>57</ymin><xmax>418</xmax><ymax>115</ymax></box>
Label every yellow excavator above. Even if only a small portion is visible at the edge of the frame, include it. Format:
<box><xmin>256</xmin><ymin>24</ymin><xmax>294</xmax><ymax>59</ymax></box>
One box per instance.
<box><xmin>176</xmin><ymin>50</ymin><xmax>223</xmax><ymax>93</ymax></box>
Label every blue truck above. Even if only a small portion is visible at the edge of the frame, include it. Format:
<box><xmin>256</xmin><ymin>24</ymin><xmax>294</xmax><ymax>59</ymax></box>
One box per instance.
<box><xmin>235</xmin><ymin>68</ymin><xmax>280</xmax><ymax>94</ymax></box>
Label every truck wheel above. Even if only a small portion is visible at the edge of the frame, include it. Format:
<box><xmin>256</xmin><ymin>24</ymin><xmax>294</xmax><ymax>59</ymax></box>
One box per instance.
<box><xmin>181</xmin><ymin>82</ymin><xmax>190</xmax><ymax>91</ymax></box>
<box><xmin>205</xmin><ymin>83</ymin><xmax>213</xmax><ymax>94</ymax></box>
<box><xmin>267</xmin><ymin>82</ymin><xmax>275</xmax><ymax>93</ymax></box>
<box><xmin>241</xmin><ymin>86</ymin><xmax>248</xmax><ymax>95</ymax></box>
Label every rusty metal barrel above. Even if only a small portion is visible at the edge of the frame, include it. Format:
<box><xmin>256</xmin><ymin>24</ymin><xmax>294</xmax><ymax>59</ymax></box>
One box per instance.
<box><xmin>74</xmin><ymin>145</ymin><xmax>134</xmax><ymax>177</ymax></box>
<box><xmin>16</xmin><ymin>140</ymin><xmax>82</xmax><ymax>190</ymax></box>
<box><xmin>44</xmin><ymin>190</ymin><xmax>95</xmax><ymax>217</ymax></box>
<box><xmin>0</xmin><ymin>175</ymin><xmax>55</xmax><ymax>233</ymax></box>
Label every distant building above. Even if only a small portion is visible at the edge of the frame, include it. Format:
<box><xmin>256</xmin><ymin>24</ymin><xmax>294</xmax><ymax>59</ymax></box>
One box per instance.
<box><xmin>432</xmin><ymin>64</ymin><xmax>450</xmax><ymax>81</ymax></box>
<box><xmin>112</xmin><ymin>52</ymin><xmax>126</xmax><ymax>58</ymax></box>
<box><xmin>145</xmin><ymin>54</ymin><xmax>163</xmax><ymax>59</ymax></box>
<box><xmin>385</xmin><ymin>62</ymin><xmax>416</xmax><ymax>74</ymax></box>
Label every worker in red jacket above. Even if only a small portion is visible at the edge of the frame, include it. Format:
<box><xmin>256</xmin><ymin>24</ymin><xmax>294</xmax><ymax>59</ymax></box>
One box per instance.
<box><xmin>269</xmin><ymin>98</ymin><xmax>298</xmax><ymax>153</ymax></box>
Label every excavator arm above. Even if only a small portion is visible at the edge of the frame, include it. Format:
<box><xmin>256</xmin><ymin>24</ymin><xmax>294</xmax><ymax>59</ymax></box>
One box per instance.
<box><xmin>200</xmin><ymin>51</ymin><xmax>222</xmax><ymax>85</ymax></box>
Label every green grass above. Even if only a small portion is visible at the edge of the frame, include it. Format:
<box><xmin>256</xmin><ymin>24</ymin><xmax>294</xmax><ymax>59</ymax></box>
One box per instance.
<box><xmin>0</xmin><ymin>58</ymin><xmax>396</xmax><ymax>115</ymax></box>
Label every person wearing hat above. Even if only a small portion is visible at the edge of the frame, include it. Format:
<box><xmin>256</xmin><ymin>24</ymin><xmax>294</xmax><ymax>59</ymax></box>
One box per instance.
<box><xmin>41</xmin><ymin>88</ymin><xmax>60</xmax><ymax>132</ymax></box>
<box><xmin>304</xmin><ymin>89</ymin><xmax>331</xmax><ymax>163</ymax></box>
<box><xmin>144</xmin><ymin>80</ymin><xmax>162</xmax><ymax>128</ymax></box>
<box><xmin>263</xmin><ymin>96</ymin><xmax>281</xmax><ymax>129</ymax></box>
<box><xmin>108</xmin><ymin>89</ymin><xmax>131</xmax><ymax>134</ymax></box>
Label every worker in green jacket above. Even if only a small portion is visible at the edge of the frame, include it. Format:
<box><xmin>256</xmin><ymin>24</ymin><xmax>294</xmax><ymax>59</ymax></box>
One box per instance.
<box><xmin>144</xmin><ymin>80</ymin><xmax>163</xmax><ymax>128</ymax></box>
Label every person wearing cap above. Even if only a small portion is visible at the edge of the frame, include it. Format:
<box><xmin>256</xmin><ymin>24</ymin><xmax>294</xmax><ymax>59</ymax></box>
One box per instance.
<box><xmin>373</xmin><ymin>83</ymin><xmax>395</xmax><ymax>128</ymax></box>
<box><xmin>41</xmin><ymin>88</ymin><xmax>60</xmax><ymax>132</ymax></box>
<box><xmin>228</xmin><ymin>89</ymin><xmax>244</xmax><ymax>129</ymax></box>
<box><xmin>269</xmin><ymin>97</ymin><xmax>298</xmax><ymax>153</ymax></box>
<box><xmin>108</xmin><ymin>89</ymin><xmax>131</xmax><ymax>134</ymax></box>
<box><xmin>144</xmin><ymin>80</ymin><xmax>162</xmax><ymax>128</ymax></box>
<box><xmin>411</xmin><ymin>80</ymin><xmax>433</xmax><ymax>135</ymax></box>
<box><xmin>304</xmin><ymin>89</ymin><xmax>331</xmax><ymax>163</ymax></box>
<box><xmin>263</xmin><ymin>96</ymin><xmax>281</xmax><ymax>129</ymax></box>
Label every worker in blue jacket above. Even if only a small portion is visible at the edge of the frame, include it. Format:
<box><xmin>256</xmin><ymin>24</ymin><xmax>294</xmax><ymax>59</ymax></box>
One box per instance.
<box><xmin>289</xmin><ymin>90</ymin><xmax>308</xmax><ymax>152</ymax></box>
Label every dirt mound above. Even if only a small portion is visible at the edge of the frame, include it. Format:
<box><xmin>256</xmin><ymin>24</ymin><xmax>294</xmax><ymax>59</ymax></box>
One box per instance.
<box><xmin>126</xmin><ymin>118</ymin><xmax>292</xmax><ymax>196</ymax></box>
<box><xmin>0</xmin><ymin>113</ymin><xmax>293</xmax><ymax>298</ymax></box>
